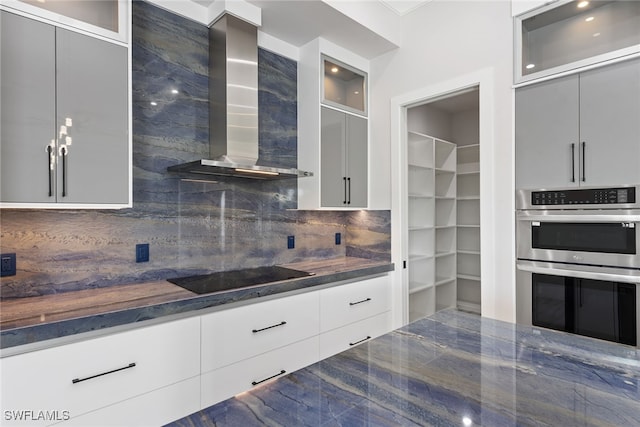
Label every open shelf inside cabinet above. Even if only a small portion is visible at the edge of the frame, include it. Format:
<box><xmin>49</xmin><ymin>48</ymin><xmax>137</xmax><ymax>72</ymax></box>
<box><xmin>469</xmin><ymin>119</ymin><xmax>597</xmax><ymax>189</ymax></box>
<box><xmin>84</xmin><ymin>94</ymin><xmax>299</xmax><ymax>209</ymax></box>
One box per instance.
<box><xmin>408</xmin><ymin>197</ymin><xmax>434</xmax><ymax>229</ymax></box>
<box><xmin>408</xmin><ymin>132</ymin><xmax>435</xmax><ymax>169</ymax></box>
<box><xmin>435</xmin><ymin>280</ymin><xmax>456</xmax><ymax>311</ymax></box>
<box><xmin>409</xmin><ymin>287</ymin><xmax>435</xmax><ymax>322</ymax></box>
<box><xmin>408</xmin><ymin>166</ymin><xmax>434</xmax><ymax>197</ymax></box>
<box><xmin>409</xmin><ymin>255</ymin><xmax>435</xmax><ymax>295</ymax></box>
<box><xmin>409</xmin><ymin>228</ymin><xmax>435</xmax><ymax>257</ymax></box>
<box><xmin>457</xmin><ymin>144</ymin><xmax>479</xmax><ymax>175</ymax></box>
<box><xmin>435</xmin><ymin>139</ymin><xmax>456</xmax><ymax>171</ymax></box>
<box><xmin>435</xmin><ymin>171</ymin><xmax>456</xmax><ymax>198</ymax></box>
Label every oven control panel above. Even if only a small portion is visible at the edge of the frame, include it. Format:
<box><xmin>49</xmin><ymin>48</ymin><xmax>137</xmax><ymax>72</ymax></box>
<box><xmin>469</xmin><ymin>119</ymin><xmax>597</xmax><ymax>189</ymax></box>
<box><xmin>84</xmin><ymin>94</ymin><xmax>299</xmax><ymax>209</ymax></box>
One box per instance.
<box><xmin>531</xmin><ymin>187</ymin><xmax>636</xmax><ymax>206</ymax></box>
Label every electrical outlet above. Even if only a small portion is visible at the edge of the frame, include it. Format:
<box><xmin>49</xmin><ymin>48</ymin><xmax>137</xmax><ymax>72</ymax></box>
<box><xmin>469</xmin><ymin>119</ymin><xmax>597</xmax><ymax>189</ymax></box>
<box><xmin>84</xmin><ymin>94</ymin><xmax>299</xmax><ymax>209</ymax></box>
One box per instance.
<box><xmin>1</xmin><ymin>253</ymin><xmax>16</xmax><ymax>277</ymax></box>
<box><xmin>136</xmin><ymin>243</ymin><xmax>149</xmax><ymax>263</ymax></box>
<box><xmin>335</xmin><ymin>232</ymin><xmax>342</xmax><ymax>245</ymax></box>
<box><xmin>287</xmin><ymin>235</ymin><xmax>295</xmax><ymax>249</ymax></box>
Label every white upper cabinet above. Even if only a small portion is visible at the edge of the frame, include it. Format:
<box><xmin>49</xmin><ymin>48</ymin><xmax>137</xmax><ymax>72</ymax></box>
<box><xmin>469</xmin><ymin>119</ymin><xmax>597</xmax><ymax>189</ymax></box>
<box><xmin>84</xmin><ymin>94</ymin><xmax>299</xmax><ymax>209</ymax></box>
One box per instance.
<box><xmin>514</xmin><ymin>0</ymin><xmax>640</xmax><ymax>83</ymax></box>
<box><xmin>0</xmin><ymin>10</ymin><xmax>131</xmax><ymax>208</ymax></box>
<box><xmin>298</xmin><ymin>39</ymin><xmax>370</xmax><ymax>210</ymax></box>
<box><xmin>516</xmin><ymin>58</ymin><xmax>640</xmax><ymax>189</ymax></box>
<box><xmin>1</xmin><ymin>0</ymin><xmax>129</xmax><ymax>44</ymax></box>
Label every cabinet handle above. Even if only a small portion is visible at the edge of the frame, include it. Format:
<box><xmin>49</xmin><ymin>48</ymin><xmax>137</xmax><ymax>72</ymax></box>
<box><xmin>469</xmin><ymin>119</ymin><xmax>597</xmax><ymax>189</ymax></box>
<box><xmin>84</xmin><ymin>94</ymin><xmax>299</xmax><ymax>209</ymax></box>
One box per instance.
<box><xmin>349</xmin><ymin>297</ymin><xmax>371</xmax><ymax>306</ymax></box>
<box><xmin>72</xmin><ymin>362</ymin><xmax>136</xmax><ymax>384</ymax></box>
<box><xmin>252</xmin><ymin>321</ymin><xmax>287</xmax><ymax>333</ymax></box>
<box><xmin>61</xmin><ymin>146</ymin><xmax>68</xmax><ymax>197</ymax></box>
<box><xmin>343</xmin><ymin>177</ymin><xmax>347</xmax><ymax>204</ymax></box>
<box><xmin>347</xmin><ymin>177</ymin><xmax>351</xmax><ymax>204</ymax></box>
<box><xmin>571</xmin><ymin>143</ymin><xmax>575</xmax><ymax>183</ymax></box>
<box><xmin>581</xmin><ymin>141</ymin><xmax>586</xmax><ymax>182</ymax></box>
<box><xmin>578</xmin><ymin>280</ymin><xmax>583</xmax><ymax>308</ymax></box>
<box><xmin>349</xmin><ymin>336</ymin><xmax>371</xmax><ymax>346</ymax></box>
<box><xmin>251</xmin><ymin>369</ymin><xmax>286</xmax><ymax>386</ymax></box>
<box><xmin>46</xmin><ymin>145</ymin><xmax>53</xmax><ymax>197</ymax></box>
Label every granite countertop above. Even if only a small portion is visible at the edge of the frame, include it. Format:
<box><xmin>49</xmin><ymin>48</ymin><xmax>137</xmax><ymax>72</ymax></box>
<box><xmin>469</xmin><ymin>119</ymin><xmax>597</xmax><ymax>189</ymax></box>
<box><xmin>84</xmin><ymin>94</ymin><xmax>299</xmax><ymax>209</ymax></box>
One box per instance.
<box><xmin>169</xmin><ymin>309</ymin><xmax>640</xmax><ymax>427</ymax></box>
<box><xmin>0</xmin><ymin>257</ymin><xmax>393</xmax><ymax>350</ymax></box>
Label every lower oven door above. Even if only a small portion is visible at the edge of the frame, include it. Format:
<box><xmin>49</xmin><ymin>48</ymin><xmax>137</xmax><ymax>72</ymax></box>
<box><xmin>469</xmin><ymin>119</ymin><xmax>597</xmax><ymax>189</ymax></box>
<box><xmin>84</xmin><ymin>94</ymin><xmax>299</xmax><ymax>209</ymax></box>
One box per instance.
<box><xmin>516</xmin><ymin>260</ymin><xmax>639</xmax><ymax>347</ymax></box>
<box><xmin>516</xmin><ymin>210</ymin><xmax>640</xmax><ymax>268</ymax></box>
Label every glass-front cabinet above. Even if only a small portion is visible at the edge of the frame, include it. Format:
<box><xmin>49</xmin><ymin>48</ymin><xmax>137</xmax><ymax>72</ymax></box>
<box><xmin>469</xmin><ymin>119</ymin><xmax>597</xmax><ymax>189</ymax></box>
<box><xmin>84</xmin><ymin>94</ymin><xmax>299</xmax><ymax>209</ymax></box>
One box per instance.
<box><xmin>1</xmin><ymin>0</ymin><xmax>129</xmax><ymax>43</ymax></box>
<box><xmin>515</xmin><ymin>0</ymin><xmax>640</xmax><ymax>83</ymax></box>
<box><xmin>322</xmin><ymin>56</ymin><xmax>367</xmax><ymax>116</ymax></box>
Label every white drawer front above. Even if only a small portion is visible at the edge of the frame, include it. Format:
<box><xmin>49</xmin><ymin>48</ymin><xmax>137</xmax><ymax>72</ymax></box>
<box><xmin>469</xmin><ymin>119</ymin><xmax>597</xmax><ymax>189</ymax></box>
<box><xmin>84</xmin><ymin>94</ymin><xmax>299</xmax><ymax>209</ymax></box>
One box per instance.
<box><xmin>319</xmin><ymin>275</ymin><xmax>391</xmax><ymax>332</ymax></box>
<box><xmin>54</xmin><ymin>376</ymin><xmax>200</xmax><ymax>427</ymax></box>
<box><xmin>1</xmin><ymin>317</ymin><xmax>200</xmax><ymax>426</ymax></box>
<box><xmin>201</xmin><ymin>291</ymin><xmax>319</xmax><ymax>372</ymax></box>
<box><xmin>319</xmin><ymin>311</ymin><xmax>391</xmax><ymax>360</ymax></box>
<box><xmin>201</xmin><ymin>336</ymin><xmax>319</xmax><ymax>409</ymax></box>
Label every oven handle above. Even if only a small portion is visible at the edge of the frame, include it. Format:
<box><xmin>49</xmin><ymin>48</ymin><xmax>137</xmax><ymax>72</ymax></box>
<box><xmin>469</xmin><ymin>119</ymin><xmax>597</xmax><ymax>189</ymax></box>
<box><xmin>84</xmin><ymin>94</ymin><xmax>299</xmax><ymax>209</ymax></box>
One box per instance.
<box><xmin>516</xmin><ymin>260</ymin><xmax>640</xmax><ymax>284</ymax></box>
<box><xmin>517</xmin><ymin>213</ymin><xmax>640</xmax><ymax>223</ymax></box>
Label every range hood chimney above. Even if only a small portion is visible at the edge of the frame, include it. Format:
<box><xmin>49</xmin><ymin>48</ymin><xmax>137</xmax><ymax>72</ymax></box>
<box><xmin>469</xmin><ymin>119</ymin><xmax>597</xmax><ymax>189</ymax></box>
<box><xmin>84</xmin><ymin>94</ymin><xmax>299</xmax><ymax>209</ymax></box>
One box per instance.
<box><xmin>168</xmin><ymin>14</ymin><xmax>312</xmax><ymax>180</ymax></box>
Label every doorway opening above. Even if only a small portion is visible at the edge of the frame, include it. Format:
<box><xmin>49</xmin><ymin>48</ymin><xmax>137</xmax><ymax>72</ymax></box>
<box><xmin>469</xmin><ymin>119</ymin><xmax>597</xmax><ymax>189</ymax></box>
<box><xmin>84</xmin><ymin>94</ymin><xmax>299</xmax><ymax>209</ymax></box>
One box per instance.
<box><xmin>404</xmin><ymin>87</ymin><xmax>481</xmax><ymax>322</ymax></box>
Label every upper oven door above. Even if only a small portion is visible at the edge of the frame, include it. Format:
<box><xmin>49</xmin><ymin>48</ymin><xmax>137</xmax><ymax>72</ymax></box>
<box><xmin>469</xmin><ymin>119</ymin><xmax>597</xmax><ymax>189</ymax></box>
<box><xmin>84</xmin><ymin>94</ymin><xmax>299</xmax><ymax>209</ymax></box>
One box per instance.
<box><xmin>516</xmin><ymin>209</ymin><xmax>640</xmax><ymax>269</ymax></box>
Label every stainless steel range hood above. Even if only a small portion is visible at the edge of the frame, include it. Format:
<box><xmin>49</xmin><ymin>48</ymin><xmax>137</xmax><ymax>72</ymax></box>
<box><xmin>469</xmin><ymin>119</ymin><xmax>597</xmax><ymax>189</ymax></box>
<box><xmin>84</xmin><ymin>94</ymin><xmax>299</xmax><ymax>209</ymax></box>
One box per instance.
<box><xmin>168</xmin><ymin>14</ymin><xmax>312</xmax><ymax>180</ymax></box>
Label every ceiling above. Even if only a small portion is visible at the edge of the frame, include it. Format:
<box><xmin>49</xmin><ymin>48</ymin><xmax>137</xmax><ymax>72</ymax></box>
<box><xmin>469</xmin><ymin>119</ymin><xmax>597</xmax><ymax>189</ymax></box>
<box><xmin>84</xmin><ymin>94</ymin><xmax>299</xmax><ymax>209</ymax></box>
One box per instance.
<box><xmin>191</xmin><ymin>0</ymin><xmax>433</xmax><ymax>58</ymax></box>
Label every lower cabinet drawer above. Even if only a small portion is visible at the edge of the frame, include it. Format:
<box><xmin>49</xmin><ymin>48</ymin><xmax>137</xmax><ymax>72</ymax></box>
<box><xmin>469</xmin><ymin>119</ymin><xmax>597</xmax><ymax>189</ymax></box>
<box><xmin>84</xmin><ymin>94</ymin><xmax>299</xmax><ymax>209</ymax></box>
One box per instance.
<box><xmin>319</xmin><ymin>311</ymin><xmax>391</xmax><ymax>360</ymax></box>
<box><xmin>201</xmin><ymin>336</ymin><xmax>319</xmax><ymax>409</ymax></box>
<box><xmin>54</xmin><ymin>376</ymin><xmax>200</xmax><ymax>427</ymax></box>
<box><xmin>319</xmin><ymin>275</ymin><xmax>391</xmax><ymax>332</ymax></box>
<box><xmin>201</xmin><ymin>291</ymin><xmax>319</xmax><ymax>372</ymax></box>
<box><xmin>0</xmin><ymin>317</ymin><xmax>200</xmax><ymax>426</ymax></box>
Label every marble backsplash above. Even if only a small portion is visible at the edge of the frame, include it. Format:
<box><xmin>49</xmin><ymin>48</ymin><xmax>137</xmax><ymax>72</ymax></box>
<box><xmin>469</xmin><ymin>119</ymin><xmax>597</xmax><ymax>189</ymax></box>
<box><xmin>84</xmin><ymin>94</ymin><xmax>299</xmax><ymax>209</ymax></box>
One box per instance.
<box><xmin>0</xmin><ymin>1</ymin><xmax>390</xmax><ymax>299</ymax></box>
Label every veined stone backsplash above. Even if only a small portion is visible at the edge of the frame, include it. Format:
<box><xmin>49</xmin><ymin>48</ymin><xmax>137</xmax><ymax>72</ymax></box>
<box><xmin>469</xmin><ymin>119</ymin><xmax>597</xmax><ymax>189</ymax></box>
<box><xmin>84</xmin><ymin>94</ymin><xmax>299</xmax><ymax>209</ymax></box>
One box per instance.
<box><xmin>0</xmin><ymin>1</ymin><xmax>390</xmax><ymax>299</ymax></box>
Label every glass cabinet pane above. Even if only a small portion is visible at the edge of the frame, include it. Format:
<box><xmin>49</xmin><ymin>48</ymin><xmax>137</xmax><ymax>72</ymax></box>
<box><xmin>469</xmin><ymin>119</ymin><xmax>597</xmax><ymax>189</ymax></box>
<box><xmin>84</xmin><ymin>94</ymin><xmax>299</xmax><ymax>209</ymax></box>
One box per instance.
<box><xmin>322</xmin><ymin>56</ymin><xmax>367</xmax><ymax>115</ymax></box>
<box><xmin>517</xmin><ymin>0</ymin><xmax>640</xmax><ymax>82</ymax></box>
<box><xmin>19</xmin><ymin>0</ymin><xmax>119</xmax><ymax>33</ymax></box>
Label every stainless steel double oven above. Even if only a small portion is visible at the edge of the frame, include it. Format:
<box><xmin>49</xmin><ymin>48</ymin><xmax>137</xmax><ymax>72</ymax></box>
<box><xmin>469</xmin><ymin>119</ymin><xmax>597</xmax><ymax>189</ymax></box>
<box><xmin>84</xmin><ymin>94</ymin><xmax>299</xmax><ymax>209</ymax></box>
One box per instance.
<box><xmin>516</xmin><ymin>185</ymin><xmax>640</xmax><ymax>346</ymax></box>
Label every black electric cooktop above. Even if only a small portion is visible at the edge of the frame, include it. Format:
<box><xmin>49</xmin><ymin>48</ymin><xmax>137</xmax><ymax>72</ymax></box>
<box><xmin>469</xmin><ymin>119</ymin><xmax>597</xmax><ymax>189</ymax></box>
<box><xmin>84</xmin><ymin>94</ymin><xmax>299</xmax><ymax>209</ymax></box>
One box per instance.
<box><xmin>168</xmin><ymin>266</ymin><xmax>314</xmax><ymax>295</ymax></box>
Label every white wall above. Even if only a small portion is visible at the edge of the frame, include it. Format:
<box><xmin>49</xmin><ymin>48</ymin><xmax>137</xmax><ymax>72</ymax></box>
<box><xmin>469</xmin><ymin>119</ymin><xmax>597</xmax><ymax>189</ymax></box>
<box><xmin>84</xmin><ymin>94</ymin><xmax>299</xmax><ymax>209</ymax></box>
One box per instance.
<box><xmin>370</xmin><ymin>0</ymin><xmax>516</xmax><ymax>323</ymax></box>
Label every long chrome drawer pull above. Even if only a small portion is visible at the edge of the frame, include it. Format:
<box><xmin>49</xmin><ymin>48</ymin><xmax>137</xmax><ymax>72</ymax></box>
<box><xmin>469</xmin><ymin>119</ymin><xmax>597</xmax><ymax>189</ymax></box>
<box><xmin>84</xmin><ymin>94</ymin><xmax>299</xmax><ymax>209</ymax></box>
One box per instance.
<box><xmin>252</xmin><ymin>321</ymin><xmax>286</xmax><ymax>333</ymax></box>
<box><xmin>252</xmin><ymin>370</ymin><xmax>286</xmax><ymax>386</ymax></box>
<box><xmin>349</xmin><ymin>336</ymin><xmax>371</xmax><ymax>346</ymax></box>
<box><xmin>349</xmin><ymin>297</ymin><xmax>371</xmax><ymax>306</ymax></box>
<box><xmin>72</xmin><ymin>362</ymin><xmax>136</xmax><ymax>384</ymax></box>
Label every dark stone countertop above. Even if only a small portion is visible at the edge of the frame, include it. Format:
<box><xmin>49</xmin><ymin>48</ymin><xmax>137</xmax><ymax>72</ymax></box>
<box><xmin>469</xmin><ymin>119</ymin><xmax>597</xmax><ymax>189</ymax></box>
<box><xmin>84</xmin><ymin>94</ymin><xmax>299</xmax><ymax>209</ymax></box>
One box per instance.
<box><xmin>168</xmin><ymin>309</ymin><xmax>640</xmax><ymax>427</ymax></box>
<box><xmin>0</xmin><ymin>257</ymin><xmax>393</xmax><ymax>351</ymax></box>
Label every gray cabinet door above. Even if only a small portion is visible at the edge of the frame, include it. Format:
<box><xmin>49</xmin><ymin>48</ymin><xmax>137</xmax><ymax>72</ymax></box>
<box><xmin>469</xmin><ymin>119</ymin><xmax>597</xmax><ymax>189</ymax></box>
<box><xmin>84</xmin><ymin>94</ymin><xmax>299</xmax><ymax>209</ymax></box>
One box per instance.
<box><xmin>1</xmin><ymin>12</ymin><xmax>56</xmax><ymax>203</ymax></box>
<box><xmin>515</xmin><ymin>74</ymin><xmax>580</xmax><ymax>189</ymax></box>
<box><xmin>346</xmin><ymin>114</ymin><xmax>367</xmax><ymax>208</ymax></box>
<box><xmin>56</xmin><ymin>28</ymin><xmax>129</xmax><ymax>204</ymax></box>
<box><xmin>579</xmin><ymin>59</ymin><xmax>640</xmax><ymax>187</ymax></box>
<box><xmin>321</xmin><ymin>107</ymin><xmax>346</xmax><ymax>207</ymax></box>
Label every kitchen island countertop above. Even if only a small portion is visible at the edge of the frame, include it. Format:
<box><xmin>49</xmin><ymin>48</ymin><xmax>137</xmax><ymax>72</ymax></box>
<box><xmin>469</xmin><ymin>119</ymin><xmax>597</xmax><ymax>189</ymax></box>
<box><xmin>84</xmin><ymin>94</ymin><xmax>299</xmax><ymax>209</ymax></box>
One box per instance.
<box><xmin>0</xmin><ymin>257</ymin><xmax>393</xmax><ymax>351</ymax></box>
<box><xmin>169</xmin><ymin>309</ymin><xmax>640</xmax><ymax>427</ymax></box>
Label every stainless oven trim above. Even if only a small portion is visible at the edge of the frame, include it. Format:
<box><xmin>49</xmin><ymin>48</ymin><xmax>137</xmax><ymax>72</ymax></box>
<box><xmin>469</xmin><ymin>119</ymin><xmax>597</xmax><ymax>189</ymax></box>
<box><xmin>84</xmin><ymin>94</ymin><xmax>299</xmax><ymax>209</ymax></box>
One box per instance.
<box><xmin>516</xmin><ymin>185</ymin><xmax>640</xmax><ymax>211</ymax></box>
<box><xmin>516</xmin><ymin>260</ymin><xmax>640</xmax><ymax>284</ymax></box>
<box><xmin>516</xmin><ymin>210</ymin><xmax>640</xmax><ymax>222</ymax></box>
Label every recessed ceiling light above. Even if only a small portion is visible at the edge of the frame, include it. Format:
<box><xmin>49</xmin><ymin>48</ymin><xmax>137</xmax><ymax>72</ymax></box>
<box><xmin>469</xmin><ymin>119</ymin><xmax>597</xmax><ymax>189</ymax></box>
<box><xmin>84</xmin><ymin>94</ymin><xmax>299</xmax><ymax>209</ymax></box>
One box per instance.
<box><xmin>593</xmin><ymin>32</ymin><xmax>601</xmax><ymax>37</ymax></box>
<box><xmin>354</xmin><ymin>91</ymin><xmax>360</xmax><ymax>95</ymax></box>
<box><xmin>463</xmin><ymin>417</ymin><xmax>473</xmax><ymax>427</ymax></box>
<box><xmin>585</xmin><ymin>16</ymin><xmax>594</xmax><ymax>22</ymax></box>
<box><xmin>331</xmin><ymin>67</ymin><xmax>339</xmax><ymax>73</ymax></box>
<box><xmin>150</xmin><ymin>101</ymin><xmax>157</xmax><ymax>106</ymax></box>
<box><xmin>526</xmin><ymin>63</ymin><xmax>536</xmax><ymax>69</ymax></box>
<box><xmin>171</xmin><ymin>89</ymin><xmax>179</xmax><ymax>94</ymax></box>
<box><xmin>577</xmin><ymin>1</ymin><xmax>589</xmax><ymax>8</ymax></box>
